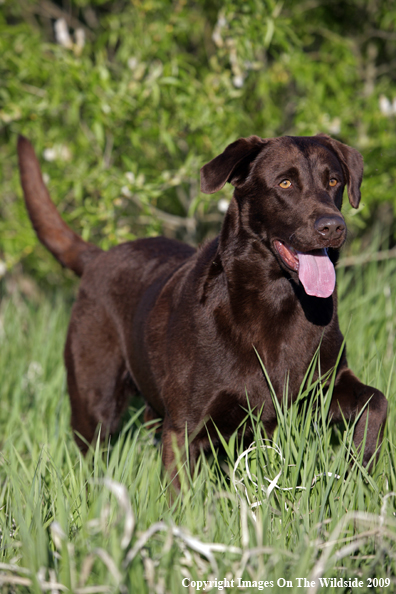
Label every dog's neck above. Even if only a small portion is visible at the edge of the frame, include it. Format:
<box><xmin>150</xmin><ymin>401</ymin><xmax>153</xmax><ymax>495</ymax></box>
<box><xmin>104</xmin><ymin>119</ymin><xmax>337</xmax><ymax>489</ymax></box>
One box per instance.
<box><xmin>210</xmin><ymin>195</ymin><xmax>336</xmax><ymax>329</ymax></box>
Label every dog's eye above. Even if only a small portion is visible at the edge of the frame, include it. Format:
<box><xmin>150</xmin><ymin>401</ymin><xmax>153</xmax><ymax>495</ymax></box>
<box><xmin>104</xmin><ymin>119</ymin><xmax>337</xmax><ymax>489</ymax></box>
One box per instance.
<box><xmin>329</xmin><ymin>179</ymin><xmax>338</xmax><ymax>187</ymax></box>
<box><xmin>279</xmin><ymin>179</ymin><xmax>292</xmax><ymax>188</ymax></box>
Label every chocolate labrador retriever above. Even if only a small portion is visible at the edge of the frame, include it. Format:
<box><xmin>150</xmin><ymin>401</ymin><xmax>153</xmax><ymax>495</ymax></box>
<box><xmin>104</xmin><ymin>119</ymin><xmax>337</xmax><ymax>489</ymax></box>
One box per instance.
<box><xmin>18</xmin><ymin>133</ymin><xmax>387</xmax><ymax>480</ymax></box>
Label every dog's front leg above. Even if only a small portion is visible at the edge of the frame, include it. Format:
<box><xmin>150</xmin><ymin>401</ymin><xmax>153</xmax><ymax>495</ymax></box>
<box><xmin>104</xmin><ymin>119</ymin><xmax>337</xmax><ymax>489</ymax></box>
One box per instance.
<box><xmin>328</xmin><ymin>368</ymin><xmax>387</xmax><ymax>469</ymax></box>
<box><xmin>161</xmin><ymin>418</ymin><xmax>200</xmax><ymax>492</ymax></box>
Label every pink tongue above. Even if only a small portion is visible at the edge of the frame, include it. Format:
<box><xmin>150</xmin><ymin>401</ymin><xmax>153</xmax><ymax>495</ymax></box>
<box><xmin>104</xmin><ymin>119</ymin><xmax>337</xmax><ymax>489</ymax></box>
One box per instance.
<box><xmin>297</xmin><ymin>250</ymin><xmax>335</xmax><ymax>298</ymax></box>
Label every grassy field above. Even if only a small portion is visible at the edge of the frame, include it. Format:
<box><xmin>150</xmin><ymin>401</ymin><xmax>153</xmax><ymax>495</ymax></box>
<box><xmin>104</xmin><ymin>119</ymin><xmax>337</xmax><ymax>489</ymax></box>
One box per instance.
<box><xmin>0</xmin><ymin>260</ymin><xmax>395</xmax><ymax>593</ymax></box>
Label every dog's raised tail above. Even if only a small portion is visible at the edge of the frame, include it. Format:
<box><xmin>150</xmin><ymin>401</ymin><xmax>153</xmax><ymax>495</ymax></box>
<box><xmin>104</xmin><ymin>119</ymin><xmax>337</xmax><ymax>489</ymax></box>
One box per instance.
<box><xmin>18</xmin><ymin>136</ymin><xmax>102</xmax><ymax>277</ymax></box>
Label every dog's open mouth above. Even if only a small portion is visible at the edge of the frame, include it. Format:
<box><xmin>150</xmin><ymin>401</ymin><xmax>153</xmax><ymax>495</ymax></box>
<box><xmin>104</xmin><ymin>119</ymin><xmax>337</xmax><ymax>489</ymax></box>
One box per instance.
<box><xmin>274</xmin><ymin>240</ymin><xmax>335</xmax><ymax>298</ymax></box>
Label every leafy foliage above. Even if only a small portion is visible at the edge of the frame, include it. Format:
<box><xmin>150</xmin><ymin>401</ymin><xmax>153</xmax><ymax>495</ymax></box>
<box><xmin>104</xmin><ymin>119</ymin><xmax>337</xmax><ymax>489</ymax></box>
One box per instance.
<box><xmin>1</xmin><ymin>0</ymin><xmax>396</xmax><ymax>286</ymax></box>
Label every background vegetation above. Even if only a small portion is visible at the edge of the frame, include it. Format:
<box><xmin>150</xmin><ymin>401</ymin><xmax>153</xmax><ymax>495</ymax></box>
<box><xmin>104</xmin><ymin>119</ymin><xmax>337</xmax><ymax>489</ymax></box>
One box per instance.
<box><xmin>1</xmin><ymin>0</ymin><xmax>396</xmax><ymax>284</ymax></box>
<box><xmin>1</xmin><ymin>1</ymin><xmax>396</xmax><ymax>592</ymax></box>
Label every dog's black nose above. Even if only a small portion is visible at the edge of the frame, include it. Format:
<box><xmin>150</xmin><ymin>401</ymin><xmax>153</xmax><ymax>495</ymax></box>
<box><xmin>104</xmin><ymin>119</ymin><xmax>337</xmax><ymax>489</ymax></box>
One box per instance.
<box><xmin>314</xmin><ymin>215</ymin><xmax>345</xmax><ymax>240</ymax></box>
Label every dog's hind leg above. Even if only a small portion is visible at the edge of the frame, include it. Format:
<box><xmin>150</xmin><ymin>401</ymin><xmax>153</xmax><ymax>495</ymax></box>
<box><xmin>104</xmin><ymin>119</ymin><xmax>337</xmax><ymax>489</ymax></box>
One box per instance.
<box><xmin>64</xmin><ymin>301</ymin><xmax>135</xmax><ymax>452</ymax></box>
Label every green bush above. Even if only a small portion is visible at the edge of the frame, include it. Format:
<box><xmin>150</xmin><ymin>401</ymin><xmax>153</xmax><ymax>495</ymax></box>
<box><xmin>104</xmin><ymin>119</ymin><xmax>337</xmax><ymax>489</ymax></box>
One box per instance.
<box><xmin>1</xmin><ymin>0</ymin><xmax>396</xmax><ymax>285</ymax></box>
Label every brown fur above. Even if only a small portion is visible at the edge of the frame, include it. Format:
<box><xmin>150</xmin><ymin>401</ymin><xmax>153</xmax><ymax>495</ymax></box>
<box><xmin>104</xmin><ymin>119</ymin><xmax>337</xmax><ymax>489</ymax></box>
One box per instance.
<box><xmin>18</xmin><ymin>134</ymin><xmax>387</xmax><ymax>483</ymax></box>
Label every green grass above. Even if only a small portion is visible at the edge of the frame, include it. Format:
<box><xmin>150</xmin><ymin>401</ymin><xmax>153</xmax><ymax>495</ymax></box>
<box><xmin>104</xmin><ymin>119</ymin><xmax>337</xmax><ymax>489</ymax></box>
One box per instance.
<box><xmin>0</xmin><ymin>261</ymin><xmax>395</xmax><ymax>593</ymax></box>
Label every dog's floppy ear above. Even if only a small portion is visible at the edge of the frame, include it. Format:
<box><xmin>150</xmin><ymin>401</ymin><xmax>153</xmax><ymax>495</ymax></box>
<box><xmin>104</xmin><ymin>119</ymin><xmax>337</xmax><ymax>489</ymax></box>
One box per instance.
<box><xmin>200</xmin><ymin>135</ymin><xmax>266</xmax><ymax>194</ymax></box>
<box><xmin>315</xmin><ymin>133</ymin><xmax>363</xmax><ymax>208</ymax></box>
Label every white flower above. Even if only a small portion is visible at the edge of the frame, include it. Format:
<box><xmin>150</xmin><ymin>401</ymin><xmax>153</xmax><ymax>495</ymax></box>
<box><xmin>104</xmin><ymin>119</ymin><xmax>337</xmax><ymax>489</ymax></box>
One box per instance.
<box><xmin>128</xmin><ymin>57</ymin><xmax>138</xmax><ymax>70</ymax></box>
<box><xmin>43</xmin><ymin>145</ymin><xmax>71</xmax><ymax>162</ymax></box>
<box><xmin>58</xmin><ymin>145</ymin><xmax>72</xmax><ymax>161</ymax></box>
<box><xmin>121</xmin><ymin>186</ymin><xmax>132</xmax><ymax>198</ymax></box>
<box><xmin>218</xmin><ymin>199</ymin><xmax>230</xmax><ymax>213</ymax></box>
<box><xmin>212</xmin><ymin>15</ymin><xmax>227</xmax><ymax>48</ymax></box>
<box><xmin>75</xmin><ymin>28</ymin><xmax>85</xmax><ymax>51</ymax></box>
<box><xmin>43</xmin><ymin>148</ymin><xmax>56</xmax><ymax>162</ymax></box>
<box><xmin>327</xmin><ymin>117</ymin><xmax>341</xmax><ymax>135</ymax></box>
<box><xmin>233</xmin><ymin>75</ymin><xmax>244</xmax><ymax>88</ymax></box>
<box><xmin>54</xmin><ymin>19</ymin><xmax>73</xmax><ymax>49</ymax></box>
<box><xmin>379</xmin><ymin>94</ymin><xmax>393</xmax><ymax>116</ymax></box>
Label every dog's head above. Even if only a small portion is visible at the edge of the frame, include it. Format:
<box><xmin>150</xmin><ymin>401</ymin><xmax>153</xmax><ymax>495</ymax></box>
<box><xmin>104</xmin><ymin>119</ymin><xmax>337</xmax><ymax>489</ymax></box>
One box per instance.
<box><xmin>200</xmin><ymin>134</ymin><xmax>363</xmax><ymax>298</ymax></box>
